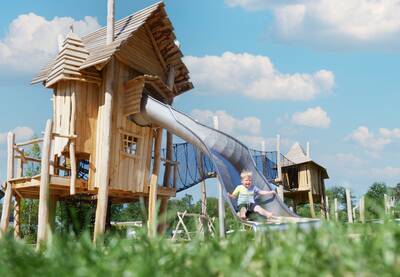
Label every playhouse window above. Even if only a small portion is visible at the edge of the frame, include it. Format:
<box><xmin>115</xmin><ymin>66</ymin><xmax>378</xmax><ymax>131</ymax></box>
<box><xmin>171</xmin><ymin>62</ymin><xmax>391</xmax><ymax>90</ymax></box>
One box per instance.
<box><xmin>122</xmin><ymin>134</ymin><xmax>138</xmax><ymax>156</ymax></box>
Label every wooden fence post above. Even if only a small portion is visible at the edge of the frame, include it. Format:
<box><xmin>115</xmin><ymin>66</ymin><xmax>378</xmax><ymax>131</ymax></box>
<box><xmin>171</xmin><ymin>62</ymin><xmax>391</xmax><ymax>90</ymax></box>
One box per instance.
<box><xmin>0</xmin><ymin>132</ymin><xmax>15</xmax><ymax>235</ymax></box>
<box><xmin>37</xmin><ymin>119</ymin><xmax>53</xmax><ymax>246</ymax></box>
<box><xmin>325</xmin><ymin>196</ymin><xmax>330</xmax><ymax>220</ymax></box>
<box><xmin>334</xmin><ymin>198</ymin><xmax>338</xmax><ymax>221</ymax></box>
<box><xmin>346</xmin><ymin>188</ymin><xmax>353</xmax><ymax>223</ymax></box>
<box><xmin>359</xmin><ymin>196</ymin><xmax>365</xmax><ymax>224</ymax></box>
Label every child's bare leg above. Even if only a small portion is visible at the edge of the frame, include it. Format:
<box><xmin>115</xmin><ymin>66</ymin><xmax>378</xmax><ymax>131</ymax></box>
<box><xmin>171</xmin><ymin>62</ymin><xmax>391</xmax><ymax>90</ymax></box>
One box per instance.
<box><xmin>239</xmin><ymin>207</ymin><xmax>247</xmax><ymax>219</ymax></box>
<box><xmin>254</xmin><ymin>205</ymin><xmax>274</xmax><ymax>219</ymax></box>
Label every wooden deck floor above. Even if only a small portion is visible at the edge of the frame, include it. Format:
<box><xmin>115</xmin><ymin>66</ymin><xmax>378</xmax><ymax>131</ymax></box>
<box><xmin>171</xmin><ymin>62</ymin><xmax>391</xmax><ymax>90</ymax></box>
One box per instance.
<box><xmin>9</xmin><ymin>175</ymin><xmax>176</xmax><ymax>202</ymax></box>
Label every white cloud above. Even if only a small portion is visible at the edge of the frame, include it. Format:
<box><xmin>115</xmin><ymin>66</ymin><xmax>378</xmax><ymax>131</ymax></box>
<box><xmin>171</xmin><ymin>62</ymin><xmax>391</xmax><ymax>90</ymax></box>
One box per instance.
<box><xmin>184</xmin><ymin>52</ymin><xmax>334</xmax><ymax>101</ymax></box>
<box><xmin>347</xmin><ymin>126</ymin><xmax>394</xmax><ymax>153</ymax></box>
<box><xmin>0</xmin><ymin>126</ymin><xmax>34</xmax><ymax>144</ymax></box>
<box><xmin>291</xmin><ymin>106</ymin><xmax>331</xmax><ymax>128</ymax></box>
<box><xmin>371</xmin><ymin>167</ymin><xmax>400</xmax><ymax>179</ymax></box>
<box><xmin>191</xmin><ymin>109</ymin><xmax>261</xmax><ymax>135</ymax></box>
<box><xmin>0</xmin><ymin>13</ymin><xmax>100</xmax><ymax>72</ymax></box>
<box><xmin>226</xmin><ymin>0</ymin><xmax>400</xmax><ymax>49</ymax></box>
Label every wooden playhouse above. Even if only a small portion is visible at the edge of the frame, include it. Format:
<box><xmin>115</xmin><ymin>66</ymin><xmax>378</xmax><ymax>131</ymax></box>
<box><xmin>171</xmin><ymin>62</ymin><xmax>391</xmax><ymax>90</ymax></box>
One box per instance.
<box><xmin>0</xmin><ymin>1</ymin><xmax>193</xmax><ymax>243</ymax></box>
<box><xmin>280</xmin><ymin>142</ymin><xmax>329</xmax><ymax>217</ymax></box>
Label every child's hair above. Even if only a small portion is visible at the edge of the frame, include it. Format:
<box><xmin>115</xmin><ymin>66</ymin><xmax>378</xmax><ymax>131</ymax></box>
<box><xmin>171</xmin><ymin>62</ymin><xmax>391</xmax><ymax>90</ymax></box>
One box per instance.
<box><xmin>240</xmin><ymin>170</ymin><xmax>252</xmax><ymax>179</ymax></box>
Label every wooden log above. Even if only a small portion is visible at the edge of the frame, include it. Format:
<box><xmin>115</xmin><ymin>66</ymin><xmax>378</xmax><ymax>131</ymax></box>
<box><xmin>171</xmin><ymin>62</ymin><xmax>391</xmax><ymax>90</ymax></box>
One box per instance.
<box><xmin>346</xmin><ymin>188</ymin><xmax>353</xmax><ymax>223</ymax></box>
<box><xmin>148</xmin><ymin>128</ymin><xmax>162</xmax><ymax>238</ymax></box>
<box><xmin>334</xmin><ymin>198</ymin><xmax>338</xmax><ymax>221</ymax></box>
<box><xmin>37</xmin><ymin>119</ymin><xmax>53</xmax><ymax>246</ymax></box>
<box><xmin>94</xmin><ymin>58</ymin><xmax>115</xmax><ymax>242</ymax></box>
<box><xmin>13</xmin><ymin>195</ymin><xmax>21</xmax><ymax>239</ymax></box>
<box><xmin>0</xmin><ymin>132</ymin><xmax>15</xmax><ymax>235</ymax></box>
<box><xmin>69</xmin><ymin>89</ymin><xmax>77</xmax><ymax>195</ymax></box>
<box><xmin>359</xmin><ymin>196</ymin><xmax>365</xmax><ymax>224</ymax></box>
<box><xmin>308</xmin><ymin>191</ymin><xmax>316</xmax><ymax>218</ymax></box>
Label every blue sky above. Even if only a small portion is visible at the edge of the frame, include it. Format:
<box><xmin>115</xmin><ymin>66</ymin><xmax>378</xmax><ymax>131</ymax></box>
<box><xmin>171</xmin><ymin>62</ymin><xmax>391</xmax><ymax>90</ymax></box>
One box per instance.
<box><xmin>1</xmin><ymin>0</ymin><xmax>400</xmax><ymax>199</ymax></box>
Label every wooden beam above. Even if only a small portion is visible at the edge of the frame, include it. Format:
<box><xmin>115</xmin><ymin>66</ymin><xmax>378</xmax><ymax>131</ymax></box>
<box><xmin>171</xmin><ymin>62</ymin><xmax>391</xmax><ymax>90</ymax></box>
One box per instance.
<box><xmin>94</xmin><ymin>58</ymin><xmax>115</xmax><ymax>242</ymax></box>
<box><xmin>15</xmin><ymin>138</ymin><xmax>43</xmax><ymax>147</ymax></box>
<box><xmin>145</xmin><ymin>24</ymin><xmax>168</xmax><ymax>71</ymax></box>
<box><xmin>37</xmin><ymin>119</ymin><xmax>53</xmax><ymax>247</ymax></box>
<box><xmin>308</xmin><ymin>191</ymin><xmax>316</xmax><ymax>218</ymax></box>
<box><xmin>0</xmin><ymin>132</ymin><xmax>15</xmax><ymax>235</ymax></box>
<box><xmin>277</xmin><ymin>185</ymin><xmax>284</xmax><ymax>201</ymax></box>
<box><xmin>148</xmin><ymin>128</ymin><xmax>162</xmax><ymax>238</ymax></box>
<box><xmin>16</xmin><ymin>151</ymin><xmax>24</xmax><ymax>178</ymax></box>
<box><xmin>106</xmin><ymin>0</ymin><xmax>115</xmax><ymax>45</ymax></box>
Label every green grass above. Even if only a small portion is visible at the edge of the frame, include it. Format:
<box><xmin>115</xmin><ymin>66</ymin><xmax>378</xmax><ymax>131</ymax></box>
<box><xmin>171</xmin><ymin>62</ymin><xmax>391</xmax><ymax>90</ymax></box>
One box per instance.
<box><xmin>0</xmin><ymin>221</ymin><xmax>399</xmax><ymax>277</ymax></box>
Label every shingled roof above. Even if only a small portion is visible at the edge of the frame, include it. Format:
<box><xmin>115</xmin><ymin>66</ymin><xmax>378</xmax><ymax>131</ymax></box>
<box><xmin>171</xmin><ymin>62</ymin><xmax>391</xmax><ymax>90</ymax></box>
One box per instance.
<box><xmin>32</xmin><ymin>1</ymin><xmax>193</xmax><ymax>95</ymax></box>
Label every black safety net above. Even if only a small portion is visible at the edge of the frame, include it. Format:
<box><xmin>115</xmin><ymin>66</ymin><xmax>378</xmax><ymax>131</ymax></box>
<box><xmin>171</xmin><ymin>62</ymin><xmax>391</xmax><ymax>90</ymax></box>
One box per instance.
<box><xmin>160</xmin><ymin>142</ymin><xmax>294</xmax><ymax>193</ymax></box>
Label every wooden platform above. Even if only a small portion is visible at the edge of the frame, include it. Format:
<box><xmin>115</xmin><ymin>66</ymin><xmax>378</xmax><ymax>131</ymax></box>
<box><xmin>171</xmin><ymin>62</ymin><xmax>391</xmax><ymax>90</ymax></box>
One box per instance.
<box><xmin>9</xmin><ymin>175</ymin><xmax>176</xmax><ymax>203</ymax></box>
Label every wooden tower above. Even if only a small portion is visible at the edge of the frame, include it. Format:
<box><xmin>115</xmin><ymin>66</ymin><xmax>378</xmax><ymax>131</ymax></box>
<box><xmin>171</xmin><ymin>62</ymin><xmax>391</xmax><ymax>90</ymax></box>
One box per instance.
<box><xmin>0</xmin><ymin>2</ymin><xmax>193</xmax><ymax>243</ymax></box>
<box><xmin>280</xmin><ymin>142</ymin><xmax>329</xmax><ymax>217</ymax></box>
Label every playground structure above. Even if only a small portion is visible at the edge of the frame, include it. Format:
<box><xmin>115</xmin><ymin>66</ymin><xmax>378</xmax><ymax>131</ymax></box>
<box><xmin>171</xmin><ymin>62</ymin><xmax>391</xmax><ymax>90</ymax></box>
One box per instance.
<box><xmin>279</xmin><ymin>142</ymin><xmax>329</xmax><ymax>218</ymax></box>
<box><xmin>0</xmin><ymin>1</ymin><xmax>327</xmax><ymax>245</ymax></box>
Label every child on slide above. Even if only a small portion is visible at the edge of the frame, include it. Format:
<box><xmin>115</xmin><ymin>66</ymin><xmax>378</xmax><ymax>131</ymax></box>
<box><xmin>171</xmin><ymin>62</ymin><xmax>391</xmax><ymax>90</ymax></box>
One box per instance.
<box><xmin>228</xmin><ymin>170</ymin><xmax>276</xmax><ymax>220</ymax></box>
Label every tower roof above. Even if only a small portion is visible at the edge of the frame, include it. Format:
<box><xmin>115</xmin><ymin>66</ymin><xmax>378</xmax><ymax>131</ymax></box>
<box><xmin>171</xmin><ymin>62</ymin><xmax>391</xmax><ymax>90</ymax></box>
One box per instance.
<box><xmin>32</xmin><ymin>2</ymin><xmax>193</xmax><ymax>94</ymax></box>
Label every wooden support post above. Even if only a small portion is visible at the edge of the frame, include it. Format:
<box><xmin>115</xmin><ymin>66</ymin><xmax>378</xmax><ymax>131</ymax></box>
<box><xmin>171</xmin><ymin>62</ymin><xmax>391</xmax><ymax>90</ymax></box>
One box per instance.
<box><xmin>48</xmin><ymin>196</ymin><xmax>57</xmax><ymax>232</ymax></box>
<box><xmin>325</xmin><ymin>196</ymin><xmax>330</xmax><ymax>220</ymax></box>
<box><xmin>320</xmin><ymin>194</ymin><xmax>326</xmax><ymax>219</ymax></box>
<box><xmin>334</xmin><ymin>198</ymin><xmax>338</xmax><ymax>221</ymax></box>
<box><xmin>308</xmin><ymin>191</ymin><xmax>316</xmax><ymax>218</ymax></box>
<box><xmin>94</xmin><ymin>58</ymin><xmax>115</xmax><ymax>243</ymax></box>
<box><xmin>197</xmin><ymin>149</ymin><xmax>207</xmax><ymax>236</ymax></box>
<box><xmin>277</xmin><ymin>185</ymin><xmax>284</xmax><ymax>201</ymax></box>
<box><xmin>213</xmin><ymin>116</ymin><xmax>225</xmax><ymax>238</ymax></box>
<box><xmin>359</xmin><ymin>196</ymin><xmax>365</xmax><ymax>224</ymax></box>
<box><xmin>37</xmin><ymin>119</ymin><xmax>53</xmax><ymax>246</ymax></box>
<box><xmin>162</xmin><ymin>132</ymin><xmax>173</xmax><ymax>187</ymax></box>
<box><xmin>162</xmin><ymin>65</ymin><xmax>175</xmax><ymax>188</ymax></box>
<box><xmin>157</xmin><ymin>197</ymin><xmax>169</xmax><ymax>234</ymax></box>
<box><xmin>13</xmin><ymin>195</ymin><xmax>21</xmax><ymax>239</ymax></box>
<box><xmin>346</xmin><ymin>188</ymin><xmax>353</xmax><ymax>223</ymax></box>
<box><xmin>69</xmin><ymin>89</ymin><xmax>76</xmax><ymax>195</ymax></box>
<box><xmin>17</xmin><ymin>152</ymin><xmax>24</xmax><ymax>178</ymax></box>
<box><xmin>148</xmin><ymin>128</ymin><xmax>162</xmax><ymax>238</ymax></box>
<box><xmin>0</xmin><ymin>132</ymin><xmax>15</xmax><ymax>235</ymax></box>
